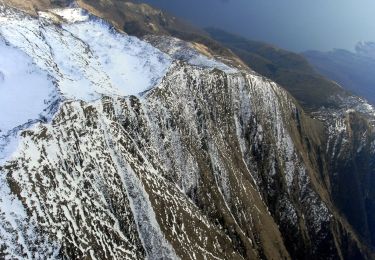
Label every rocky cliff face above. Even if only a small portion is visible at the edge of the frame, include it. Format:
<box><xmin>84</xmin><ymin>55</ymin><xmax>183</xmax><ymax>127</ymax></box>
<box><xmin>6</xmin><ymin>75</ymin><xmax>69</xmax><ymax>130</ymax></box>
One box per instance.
<box><xmin>314</xmin><ymin>98</ymin><xmax>375</xmax><ymax>251</ymax></box>
<box><xmin>0</xmin><ymin>1</ymin><xmax>374</xmax><ymax>259</ymax></box>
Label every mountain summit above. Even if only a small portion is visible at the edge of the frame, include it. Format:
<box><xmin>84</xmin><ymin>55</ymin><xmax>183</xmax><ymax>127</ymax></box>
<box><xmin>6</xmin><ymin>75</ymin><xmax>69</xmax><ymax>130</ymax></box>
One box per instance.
<box><xmin>0</xmin><ymin>1</ymin><xmax>374</xmax><ymax>259</ymax></box>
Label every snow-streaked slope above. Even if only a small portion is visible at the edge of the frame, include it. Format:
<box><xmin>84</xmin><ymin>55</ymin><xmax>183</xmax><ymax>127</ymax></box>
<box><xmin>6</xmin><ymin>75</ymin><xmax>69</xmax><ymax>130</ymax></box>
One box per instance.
<box><xmin>0</xmin><ymin>8</ymin><xmax>173</xmax><ymax>257</ymax></box>
<box><xmin>0</xmin><ymin>3</ymin><xmax>371</xmax><ymax>260</ymax></box>
<box><xmin>0</xmin><ymin>169</ymin><xmax>60</xmax><ymax>259</ymax></box>
<box><xmin>0</xmin><ymin>60</ymin><xmax>341</xmax><ymax>259</ymax></box>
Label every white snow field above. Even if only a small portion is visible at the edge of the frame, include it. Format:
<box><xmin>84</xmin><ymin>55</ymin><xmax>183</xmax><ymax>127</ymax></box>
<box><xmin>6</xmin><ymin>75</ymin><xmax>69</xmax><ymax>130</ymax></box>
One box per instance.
<box><xmin>0</xmin><ymin>40</ymin><xmax>56</xmax><ymax>134</ymax></box>
<box><xmin>0</xmin><ymin>7</ymin><xmax>171</xmax><ymax>102</ymax></box>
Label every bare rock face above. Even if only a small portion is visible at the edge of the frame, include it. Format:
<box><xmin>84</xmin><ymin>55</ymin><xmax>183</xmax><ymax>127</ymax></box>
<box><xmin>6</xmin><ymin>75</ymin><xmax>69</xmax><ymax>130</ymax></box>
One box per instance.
<box><xmin>0</xmin><ymin>1</ymin><xmax>374</xmax><ymax>260</ymax></box>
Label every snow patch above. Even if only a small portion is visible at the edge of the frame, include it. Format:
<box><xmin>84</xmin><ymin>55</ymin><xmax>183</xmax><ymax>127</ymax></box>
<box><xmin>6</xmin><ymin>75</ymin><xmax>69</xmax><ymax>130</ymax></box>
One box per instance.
<box><xmin>50</xmin><ymin>8</ymin><xmax>89</xmax><ymax>23</ymax></box>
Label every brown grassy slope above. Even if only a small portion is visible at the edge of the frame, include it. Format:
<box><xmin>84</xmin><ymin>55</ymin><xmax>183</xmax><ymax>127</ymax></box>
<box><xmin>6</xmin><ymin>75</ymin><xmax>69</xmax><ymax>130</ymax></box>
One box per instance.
<box><xmin>0</xmin><ymin>0</ymin><xmax>69</xmax><ymax>14</ymax></box>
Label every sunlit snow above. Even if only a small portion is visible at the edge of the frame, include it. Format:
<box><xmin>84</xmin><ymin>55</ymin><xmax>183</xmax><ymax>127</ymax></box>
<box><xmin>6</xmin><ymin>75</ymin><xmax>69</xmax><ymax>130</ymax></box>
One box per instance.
<box><xmin>0</xmin><ymin>8</ymin><xmax>172</xmax><ymax>102</ymax></box>
<box><xmin>62</xmin><ymin>18</ymin><xmax>172</xmax><ymax>97</ymax></box>
<box><xmin>0</xmin><ymin>40</ymin><xmax>56</xmax><ymax>134</ymax></box>
<box><xmin>0</xmin><ymin>7</ymin><xmax>172</xmax><ymax>160</ymax></box>
<box><xmin>50</xmin><ymin>8</ymin><xmax>90</xmax><ymax>23</ymax></box>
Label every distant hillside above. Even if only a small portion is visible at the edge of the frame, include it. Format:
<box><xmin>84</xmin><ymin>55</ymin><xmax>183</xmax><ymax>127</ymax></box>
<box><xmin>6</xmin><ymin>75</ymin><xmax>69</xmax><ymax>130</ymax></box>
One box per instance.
<box><xmin>356</xmin><ymin>41</ymin><xmax>375</xmax><ymax>60</ymax></box>
<box><xmin>303</xmin><ymin>45</ymin><xmax>375</xmax><ymax>105</ymax></box>
<box><xmin>205</xmin><ymin>28</ymin><xmax>349</xmax><ymax>111</ymax></box>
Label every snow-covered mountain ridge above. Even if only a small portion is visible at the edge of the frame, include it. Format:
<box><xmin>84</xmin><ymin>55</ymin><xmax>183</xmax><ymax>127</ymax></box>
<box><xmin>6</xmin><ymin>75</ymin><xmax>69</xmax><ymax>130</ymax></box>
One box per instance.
<box><xmin>0</xmin><ymin>2</ymin><xmax>374</xmax><ymax>259</ymax></box>
<box><xmin>0</xmin><ymin>5</ymin><xmax>170</xmax><ymax>135</ymax></box>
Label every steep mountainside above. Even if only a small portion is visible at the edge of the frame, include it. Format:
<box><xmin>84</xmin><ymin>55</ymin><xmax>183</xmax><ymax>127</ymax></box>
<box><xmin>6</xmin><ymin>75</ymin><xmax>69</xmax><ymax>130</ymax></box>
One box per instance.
<box><xmin>206</xmin><ymin>27</ymin><xmax>375</xmax><ymax>255</ymax></box>
<box><xmin>0</xmin><ymin>1</ymin><xmax>374</xmax><ymax>259</ymax></box>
